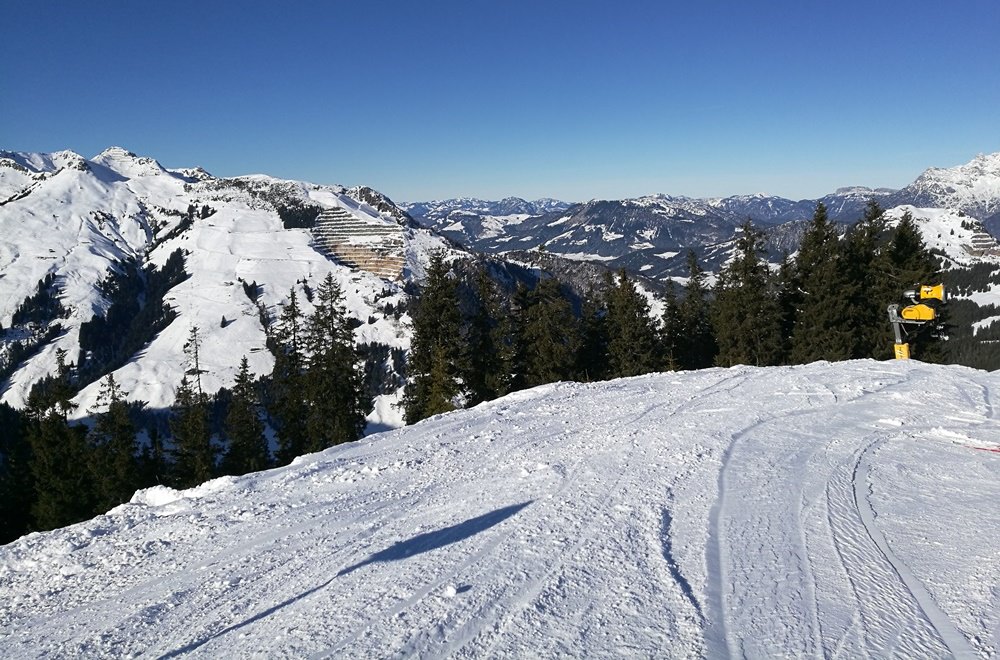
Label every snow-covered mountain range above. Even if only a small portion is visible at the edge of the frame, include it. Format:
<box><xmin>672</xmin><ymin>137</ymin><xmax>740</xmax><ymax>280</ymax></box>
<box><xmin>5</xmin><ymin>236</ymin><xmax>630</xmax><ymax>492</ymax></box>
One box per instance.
<box><xmin>2</xmin><ymin>146</ymin><xmax>999</xmax><ymax>420</ymax></box>
<box><xmin>0</xmin><ymin>147</ymin><xmax>454</xmax><ymax>425</ymax></box>
<box><xmin>2</xmin><ymin>360</ymin><xmax>997</xmax><ymax>656</ymax></box>
<box><xmin>405</xmin><ymin>153</ymin><xmax>1000</xmax><ymax>277</ymax></box>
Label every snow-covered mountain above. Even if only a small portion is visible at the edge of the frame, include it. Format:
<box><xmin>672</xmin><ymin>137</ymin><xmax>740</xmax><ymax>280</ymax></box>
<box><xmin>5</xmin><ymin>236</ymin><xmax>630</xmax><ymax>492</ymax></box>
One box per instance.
<box><xmin>0</xmin><ymin>147</ymin><xmax>454</xmax><ymax>425</ymax></box>
<box><xmin>1</xmin><ymin>360</ymin><xmax>997</xmax><ymax>657</ymax></box>
<box><xmin>402</xmin><ymin>197</ymin><xmax>570</xmax><ymax>222</ymax></box>
<box><xmin>890</xmin><ymin>153</ymin><xmax>1000</xmax><ymax>233</ymax></box>
<box><xmin>406</xmin><ymin>153</ymin><xmax>1000</xmax><ymax>278</ymax></box>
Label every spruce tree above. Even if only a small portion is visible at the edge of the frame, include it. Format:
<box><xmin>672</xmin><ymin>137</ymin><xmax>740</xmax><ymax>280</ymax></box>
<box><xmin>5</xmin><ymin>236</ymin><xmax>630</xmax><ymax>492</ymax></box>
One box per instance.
<box><xmin>885</xmin><ymin>210</ymin><xmax>943</xmax><ymax>360</ymax></box>
<box><xmin>521</xmin><ymin>277</ymin><xmax>581</xmax><ymax>387</ymax></box>
<box><xmin>605</xmin><ymin>270</ymin><xmax>660</xmax><ymax>378</ymax></box>
<box><xmin>576</xmin><ymin>289</ymin><xmax>609</xmax><ymax>381</ymax></box>
<box><xmin>139</xmin><ymin>427</ymin><xmax>168</xmax><ymax>487</ymax></box>
<box><xmin>660</xmin><ymin>280</ymin><xmax>683</xmax><ymax>370</ymax></box>
<box><xmin>170</xmin><ymin>327</ymin><xmax>213</xmax><ymax>488</ymax></box>
<box><xmin>774</xmin><ymin>252</ymin><xmax>798</xmax><ymax>363</ymax></box>
<box><xmin>26</xmin><ymin>351</ymin><xmax>96</xmax><ymax>531</ymax></box>
<box><xmin>0</xmin><ymin>402</ymin><xmax>34</xmax><ymax>543</ymax></box>
<box><xmin>789</xmin><ymin>202</ymin><xmax>856</xmax><ymax>363</ymax></box>
<box><xmin>303</xmin><ymin>273</ymin><xmax>367</xmax><ymax>451</ymax></box>
<box><xmin>88</xmin><ymin>373</ymin><xmax>140</xmax><ymax>511</ymax></box>
<box><xmin>462</xmin><ymin>264</ymin><xmax>504</xmax><ymax>405</ymax></box>
<box><xmin>712</xmin><ymin>220</ymin><xmax>783</xmax><ymax>367</ymax></box>
<box><xmin>403</xmin><ymin>253</ymin><xmax>463</xmax><ymax>424</ymax></box>
<box><xmin>843</xmin><ymin>199</ymin><xmax>893</xmax><ymax>359</ymax></box>
<box><xmin>678</xmin><ymin>251</ymin><xmax>717</xmax><ymax>369</ymax></box>
<box><xmin>28</xmin><ymin>411</ymin><xmax>94</xmax><ymax>531</ymax></box>
<box><xmin>222</xmin><ymin>356</ymin><xmax>270</xmax><ymax>474</ymax></box>
<box><xmin>272</xmin><ymin>288</ymin><xmax>308</xmax><ymax>463</ymax></box>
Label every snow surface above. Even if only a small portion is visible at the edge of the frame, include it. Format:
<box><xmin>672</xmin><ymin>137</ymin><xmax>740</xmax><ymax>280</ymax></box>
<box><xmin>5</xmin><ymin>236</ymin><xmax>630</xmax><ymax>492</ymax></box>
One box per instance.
<box><xmin>2</xmin><ymin>360</ymin><xmax>998</xmax><ymax>658</ymax></box>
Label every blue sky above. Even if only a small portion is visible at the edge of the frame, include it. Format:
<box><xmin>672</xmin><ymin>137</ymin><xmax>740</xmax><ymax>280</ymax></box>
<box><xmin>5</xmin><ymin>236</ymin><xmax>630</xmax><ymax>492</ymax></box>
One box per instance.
<box><xmin>3</xmin><ymin>1</ymin><xmax>998</xmax><ymax>202</ymax></box>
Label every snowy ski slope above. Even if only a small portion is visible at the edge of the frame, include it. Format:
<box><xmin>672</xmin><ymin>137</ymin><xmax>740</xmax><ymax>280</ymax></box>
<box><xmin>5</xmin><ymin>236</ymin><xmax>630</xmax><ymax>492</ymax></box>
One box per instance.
<box><xmin>1</xmin><ymin>360</ymin><xmax>998</xmax><ymax>657</ymax></box>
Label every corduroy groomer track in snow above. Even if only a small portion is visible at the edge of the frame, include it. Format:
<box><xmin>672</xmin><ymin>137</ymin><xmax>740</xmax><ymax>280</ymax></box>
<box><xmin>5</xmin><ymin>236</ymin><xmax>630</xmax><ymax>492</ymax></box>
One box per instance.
<box><xmin>1</xmin><ymin>360</ymin><xmax>998</xmax><ymax>658</ymax></box>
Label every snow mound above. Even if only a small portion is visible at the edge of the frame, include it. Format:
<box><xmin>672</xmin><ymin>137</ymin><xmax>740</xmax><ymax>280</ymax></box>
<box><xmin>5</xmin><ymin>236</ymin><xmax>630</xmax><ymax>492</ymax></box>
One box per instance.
<box><xmin>2</xmin><ymin>360</ymin><xmax>998</xmax><ymax>657</ymax></box>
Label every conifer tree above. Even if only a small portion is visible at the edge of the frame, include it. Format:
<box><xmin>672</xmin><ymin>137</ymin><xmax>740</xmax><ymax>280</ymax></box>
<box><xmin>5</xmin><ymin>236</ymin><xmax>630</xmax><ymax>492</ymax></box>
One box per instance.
<box><xmin>503</xmin><ymin>282</ymin><xmax>532</xmax><ymax>393</ymax></box>
<box><xmin>0</xmin><ymin>403</ymin><xmax>33</xmax><ymax>543</ymax></box>
<box><xmin>843</xmin><ymin>199</ymin><xmax>893</xmax><ymax>359</ymax></box>
<box><xmin>272</xmin><ymin>288</ymin><xmax>308</xmax><ymax>463</ymax></box>
<box><xmin>26</xmin><ymin>351</ymin><xmax>96</xmax><ymax>531</ymax></box>
<box><xmin>521</xmin><ymin>277</ymin><xmax>581</xmax><ymax>387</ymax></box>
<box><xmin>88</xmin><ymin>373</ymin><xmax>140</xmax><ymax>511</ymax></box>
<box><xmin>887</xmin><ymin>210</ymin><xmax>939</xmax><ymax>288</ymax></box>
<box><xmin>789</xmin><ymin>203</ymin><xmax>856</xmax><ymax>363</ymax></box>
<box><xmin>303</xmin><ymin>273</ymin><xmax>366</xmax><ymax>451</ymax></box>
<box><xmin>139</xmin><ymin>427</ymin><xmax>168</xmax><ymax>487</ymax></box>
<box><xmin>678</xmin><ymin>251</ymin><xmax>717</xmax><ymax>369</ymax></box>
<box><xmin>462</xmin><ymin>264</ymin><xmax>504</xmax><ymax>405</ymax></box>
<box><xmin>660</xmin><ymin>280</ymin><xmax>683</xmax><ymax>370</ymax></box>
<box><xmin>28</xmin><ymin>411</ymin><xmax>94</xmax><ymax>531</ymax></box>
<box><xmin>885</xmin><ymin>210</ymin><xmax>943</xmax><ymax>360</ymax></box>
<box><xmin>171</xmin><ymin>327</ymin><xmax>213</xmax><ymax>488</ymax></box>
<box><xmin>712</xmin><ymin>220</ymin><xmax>783</xmax><ymax>367</ymax></box>
<box><xmin>222</xmin><ymin>356</ymin><xmax>270</xmax><ymax>474</ymax></box>
<box><xmin>605</xmin><ymin>270</ymin><xmax>660</xmax><ymax>378</ymax></box>
<box><xmin>404</xmin><ymin>253</ymin><xmax>463</xmax><ymax>423</ymax></box>
<box><xmin>576</xmin><ymin>289</ymin><xmax>609</xmax><ymax>381</ymax></box>
<box><xmin>774</xmin><ymin>252</ymin><xmax>798</xmax><ymax>363</ymax></box>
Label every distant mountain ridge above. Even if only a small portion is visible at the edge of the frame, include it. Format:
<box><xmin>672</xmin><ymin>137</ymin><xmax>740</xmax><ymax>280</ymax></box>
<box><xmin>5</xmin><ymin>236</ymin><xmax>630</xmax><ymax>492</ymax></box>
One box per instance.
<box><xmin>403</xmin><ymin>152</ymin><xmax>1000</xmax><ymax>276</ymax></box>
<box><xmin>2</xmin><ymin>145</ymin><xmax>999</xmax><ymax>422</ymax></box>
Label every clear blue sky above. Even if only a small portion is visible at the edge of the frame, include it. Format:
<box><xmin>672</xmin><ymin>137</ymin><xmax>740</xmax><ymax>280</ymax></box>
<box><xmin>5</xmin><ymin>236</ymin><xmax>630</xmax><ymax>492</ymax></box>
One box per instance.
<box><xmin>3</xmin><ymin>1</ymin><xmax>998</xmax><ymax>202</ymax></box>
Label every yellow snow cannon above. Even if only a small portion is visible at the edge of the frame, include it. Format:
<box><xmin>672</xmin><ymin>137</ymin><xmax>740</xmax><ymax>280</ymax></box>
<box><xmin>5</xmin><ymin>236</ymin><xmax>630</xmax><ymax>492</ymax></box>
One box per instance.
<box><xmin>900</xmin><ymin>303</ymin><xmax>937</xmax><ymax>322</ymax></box>
<box><xmin>887</xmin><ymin>284</ymin><xmax>946</xmax><ymax>360</ymax></box>
<box><xmin>919</xmin><ymin>284</ymin><xmax>946</xmax><ymax>302</ymax></box>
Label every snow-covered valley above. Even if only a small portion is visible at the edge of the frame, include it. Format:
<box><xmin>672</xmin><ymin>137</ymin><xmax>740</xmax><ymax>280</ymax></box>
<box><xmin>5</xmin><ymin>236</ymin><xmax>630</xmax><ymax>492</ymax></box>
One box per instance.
<box><xmin>2</xmin><ymin>360</ymin><xmax>997</xmax><ymax>657</ymax></box>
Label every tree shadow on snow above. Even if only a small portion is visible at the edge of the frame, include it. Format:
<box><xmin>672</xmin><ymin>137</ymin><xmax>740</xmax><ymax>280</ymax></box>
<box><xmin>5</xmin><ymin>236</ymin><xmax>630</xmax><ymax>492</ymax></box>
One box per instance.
<box><xmin>337</xmin><ymin>500</ymin><xmax>533</xmax><ymax>576</ymax></box>
<box><xmin>159</xmin><ymin>501</ymin><xmax>531</xmax><ymax>658</ymax></box>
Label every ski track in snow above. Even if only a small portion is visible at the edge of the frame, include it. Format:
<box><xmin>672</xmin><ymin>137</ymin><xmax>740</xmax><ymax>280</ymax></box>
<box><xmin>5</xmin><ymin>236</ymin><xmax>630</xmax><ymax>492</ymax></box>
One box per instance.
<box><xmin>1</xmin><ymin>361</ymin><xmax>999</xmax><ymax>658</ymax></box>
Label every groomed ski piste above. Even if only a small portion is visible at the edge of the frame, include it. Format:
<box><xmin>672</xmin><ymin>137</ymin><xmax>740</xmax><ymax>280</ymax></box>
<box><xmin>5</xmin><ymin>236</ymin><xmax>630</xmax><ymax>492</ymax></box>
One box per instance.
<box><xmin>2</xmin><ymin>360</ymin><xmax>999</xmax><ymax>658</ymax></box>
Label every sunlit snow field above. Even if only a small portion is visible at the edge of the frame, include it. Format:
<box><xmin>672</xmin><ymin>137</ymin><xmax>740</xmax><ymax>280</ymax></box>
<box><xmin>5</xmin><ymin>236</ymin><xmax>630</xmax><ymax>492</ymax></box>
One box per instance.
<box><xmin>2</xmin><ymin>360</ymin><xmax>998</xmax><ymax>658</ymax></box>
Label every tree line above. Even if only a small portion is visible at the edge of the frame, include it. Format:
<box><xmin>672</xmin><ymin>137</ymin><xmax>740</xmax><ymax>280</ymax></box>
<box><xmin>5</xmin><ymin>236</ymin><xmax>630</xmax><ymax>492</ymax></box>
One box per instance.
<box><xmin>402</xmin><ymin>200</ymin><xmax>943</xmax><ymax>423</ymax></box>
<box><xmin>1</xmin><ymin>273</ymin><xmax>366</xmax><ymax>544</ymax></box>
<box><xmin>0</xmin><ymin>199</ymin><xmax>950</xmax><ymax>544</ymax></box>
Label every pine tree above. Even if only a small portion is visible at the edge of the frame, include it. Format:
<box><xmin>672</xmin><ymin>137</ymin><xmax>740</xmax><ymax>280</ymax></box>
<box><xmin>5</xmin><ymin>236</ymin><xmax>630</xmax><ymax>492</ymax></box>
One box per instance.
<box><xmin>170</xmin><ymin>327</ymin><xmax>213</xmax><ymax>488</ymax></box>
<box><xmin>403</xmin><ymin>253</ymin><xmax>463</xmax><ymax>424</ymax></box>
<box><xmin>272</xmin><ymin>288</ymin><xmax>308</xmax><ymax>463</ymax></box>
<box><xmin>712</xmin><ymin>220</ymin><xmax>783</xmax><ymax>367</ymax></box>
<box><xmin>605</xmin><ymin>270</ymin><xmax>660</xmax><ymax>378</ymax></box>
<box><xmin>678</xmin><ymin>251</ymin><xmax>717</xmax><ymax>369</ymax></box>
<box><xmin>303</xmin><ymin>273</ymin><xmax>367</xmax><ymax>451</ymax></box>
<box><xmin>88</xmin><ymin>373</ymin><xmax>140</xmax><ymax>511</ymax></box>
<box><xmin>789</xmin><ymin>202</ymin><xmax>856</xmax><ymax>363</ymax></box>
<box><xmin>222</xmin><ymin>356</ymin><xmax>270</xmax><ymax>474</ymax></box>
